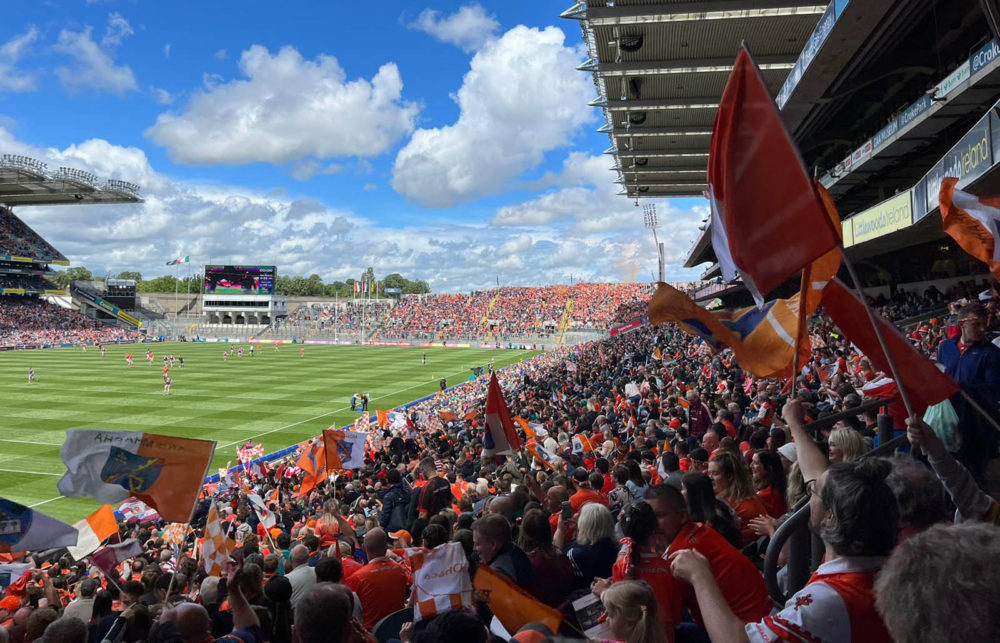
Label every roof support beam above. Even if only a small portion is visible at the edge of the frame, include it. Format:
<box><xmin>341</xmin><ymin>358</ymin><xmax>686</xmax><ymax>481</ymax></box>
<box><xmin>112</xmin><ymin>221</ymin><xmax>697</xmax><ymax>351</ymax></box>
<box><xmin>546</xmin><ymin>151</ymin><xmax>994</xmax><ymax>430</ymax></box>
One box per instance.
<box><xmin>600</xmin><ymin>97</ymin><xmax>719</xmax><ymax>111</ymax></box>
<box><xmin>584</xmin><ymin>3</ymin><xmax>826</xmax><ymax>26</ymax></box>
<box><xmin>584</xmin><ymin>55</ymin><xmax>797</xmax><ymax>75</ymax></box>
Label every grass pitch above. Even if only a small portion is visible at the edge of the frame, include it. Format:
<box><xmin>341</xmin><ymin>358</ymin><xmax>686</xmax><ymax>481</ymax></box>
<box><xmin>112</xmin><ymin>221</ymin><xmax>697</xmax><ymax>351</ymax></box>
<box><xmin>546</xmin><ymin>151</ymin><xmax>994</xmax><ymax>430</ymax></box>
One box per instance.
<box><xmin>0</xmin><ymin>342</ymin><xmax>539</xmax><ymax>523</ymax></box>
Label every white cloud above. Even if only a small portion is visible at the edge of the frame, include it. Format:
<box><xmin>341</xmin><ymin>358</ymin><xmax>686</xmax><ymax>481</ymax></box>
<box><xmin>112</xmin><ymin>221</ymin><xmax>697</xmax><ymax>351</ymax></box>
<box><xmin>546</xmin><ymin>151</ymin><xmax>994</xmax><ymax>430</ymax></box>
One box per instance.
<box><xmin>214</xmin><ymin>48</ymin><xmax>228</xmax><ymax>60</ymax></box>
<box><xmin>0</xmin><ymin>26</ymin><xmax>39</xmax><ymax>92</ymax></box>
<box><xmin>408</xmin><ymin>4</ymin><xmax>499</xmax><ymax>53</ymax></box>
<box><xmin>0</xmin><ymin>126</ymin><xmax>701</xmax><ymax>291</ymax></box>
<box><xmin>489</xmin><ymin>153</ymin><xmax>707</xmax><ymax>280</ymax></box>
<box><xmin>163</xmin><ymin>43</ymin><xmax>171</xmax><ymax>58</ymax></box>
<box><xmin>392</xmin><ymin>26</ymin><xmax>593</xmax><ymax>208</ymax></box>
<box><xmin>102</xmin><ymin>12</ymin><xmax>134</xmax><ymax>48</ymax></box>
<box><xmin>54</xmin><ymin>26</ymin><xmax>137</xmax><ymax>95</ymax></box>
<box><xmin>151</xmin><ymin>86</ymin><xmax>173</xmax><ymax>104</ymax></box>
<box><xmin>289</xmin><ymin>160</ymin><xmax>343</xmax><ymax>181</ymax></box>
<box><xmin>146</xmin><ymin>45</ymin><xmax>420</xmax><ymax>166</ymax></box>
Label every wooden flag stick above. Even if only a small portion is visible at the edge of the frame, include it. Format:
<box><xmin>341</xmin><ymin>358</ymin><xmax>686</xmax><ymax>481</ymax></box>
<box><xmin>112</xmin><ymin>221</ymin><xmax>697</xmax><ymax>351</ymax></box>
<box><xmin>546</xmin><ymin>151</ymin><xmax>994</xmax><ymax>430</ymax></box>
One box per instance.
<box><xmin>790</xmin><ymin>266</ymin><xmax>811</xmax><ymax>386</ymax></box>
<box><xmin>840</xmin><ymin>253</ymin><xmax>916</xmax><ymax>420</ymax></box>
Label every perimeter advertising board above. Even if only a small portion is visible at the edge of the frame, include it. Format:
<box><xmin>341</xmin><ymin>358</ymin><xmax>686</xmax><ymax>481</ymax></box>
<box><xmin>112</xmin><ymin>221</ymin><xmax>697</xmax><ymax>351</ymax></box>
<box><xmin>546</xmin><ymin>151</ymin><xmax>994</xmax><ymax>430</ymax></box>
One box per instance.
<box><xmin>925</xmin><ymin>115</ymin><xmax>992</xmax><ymax>212</ymax></box>
<box><xmin>851</xmin><ymin>191</ymin><xmax>913</xmax><ymax>245</ymax></box>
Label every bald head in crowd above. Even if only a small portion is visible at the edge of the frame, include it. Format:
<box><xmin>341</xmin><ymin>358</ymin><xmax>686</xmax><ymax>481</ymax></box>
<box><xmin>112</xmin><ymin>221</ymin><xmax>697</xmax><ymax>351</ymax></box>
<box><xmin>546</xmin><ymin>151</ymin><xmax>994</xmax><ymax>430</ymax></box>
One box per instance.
<box><xmin>363</xmin><ymin>528</ymin><xmax>387</xmax><ymax>560</ymax></box>
<box><xmin>174</xmin><ymin>603</ymin><xmax>213</xmax><ymax>642</ymax></box>
<box><xmin>289</xmin><ymin>544</ymin><xmax>309</xmax><ymax>569</ymax></box>
<box><xmin>488</xmin><ymin>495</ymin><xmax>515</xmax><ymax>523</ymax></box>
<box><xmin>293</xmin><ymin>583</ymin><xmax>353</xmax><ymax>643</ymax></box>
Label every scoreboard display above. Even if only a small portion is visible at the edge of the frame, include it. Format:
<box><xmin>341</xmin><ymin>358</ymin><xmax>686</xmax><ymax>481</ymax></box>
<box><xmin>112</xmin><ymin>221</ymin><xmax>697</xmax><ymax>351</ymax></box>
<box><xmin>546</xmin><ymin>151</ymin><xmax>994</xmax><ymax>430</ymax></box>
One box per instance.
<box><xmin>204</xmin><ymin>265</ymin><xmax>276</xmax><ymax>294</ymax></box>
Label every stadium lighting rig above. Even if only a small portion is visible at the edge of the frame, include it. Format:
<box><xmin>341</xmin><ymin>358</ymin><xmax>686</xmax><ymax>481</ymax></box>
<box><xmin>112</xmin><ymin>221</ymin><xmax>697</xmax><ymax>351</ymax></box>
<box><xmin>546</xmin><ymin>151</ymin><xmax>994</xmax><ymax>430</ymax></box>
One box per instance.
<box><xmin>0</xmin><ymin>154</ymin><xmax>48</xmax><ymax>175</ymax></box>
<box><xmin>644</xmin><ymin>204</ymin><xmax>666</xmax><ymax>282</ymax></box>
<box><xmin>56</xmin><ymin>166</ymin><xmax>100</xmax><ymax>188</ymax></box>
<box><xmin>105</xmin><ymin>179</ymin><xmax>141</xmax><ymax>197</ymax></box>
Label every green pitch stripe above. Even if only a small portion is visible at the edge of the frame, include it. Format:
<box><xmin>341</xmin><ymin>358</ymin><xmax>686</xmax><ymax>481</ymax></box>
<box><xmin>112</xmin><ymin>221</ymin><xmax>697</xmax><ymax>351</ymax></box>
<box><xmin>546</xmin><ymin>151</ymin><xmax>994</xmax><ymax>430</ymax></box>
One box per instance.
<box><xmin>0</xmin><ymin>343</ymin><xmax>539</xmax><ymax>522</ymax></box>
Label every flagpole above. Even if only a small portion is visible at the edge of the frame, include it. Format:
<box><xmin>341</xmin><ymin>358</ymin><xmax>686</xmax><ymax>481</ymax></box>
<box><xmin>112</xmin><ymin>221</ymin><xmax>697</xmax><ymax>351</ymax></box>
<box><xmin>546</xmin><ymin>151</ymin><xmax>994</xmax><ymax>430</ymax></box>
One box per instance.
<box><xmin>840</xmin><ymin>253</ymin><xmax>915</xmax><ymax>420</ymax></box>
<box><xmin>790</xmin><ymin>267</ymin><xmax>810</xmax><ymax>384</ymax></box>
<box><xmin>166</xmin><ymin>442</ymin><xmax>217</xmax><ymax>598</ymax></box>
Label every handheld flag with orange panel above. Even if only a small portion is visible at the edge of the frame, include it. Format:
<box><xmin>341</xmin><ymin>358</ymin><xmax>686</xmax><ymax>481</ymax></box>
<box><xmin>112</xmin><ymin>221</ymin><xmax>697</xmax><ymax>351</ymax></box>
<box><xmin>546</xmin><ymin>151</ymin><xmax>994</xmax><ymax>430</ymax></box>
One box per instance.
<box><xmin>297</xmin><ymin>440</ymin><xmax>327</xmax><ymax>496</ymax></box>
<box><xmin>323</xmin><ymin>428</ymin><xmax>368</xmax><ymax>471</ymax></box>
<box><xmin>483</xmin><ymin>373</ymin><xmax>521</xmax><ymax>457</ymax></box>
<box><xmin>67</xmin><ymin>504</ymin><xmax>118</xmax><ymax>561</ymax></box>
<box><xmin>57</xmin><ymin>430</ymin><xmax>216</xmax><ymax>523</ymax></box>
<box><xmin>201</xmin><ymin>501</ymin><xmax>236</xmax><ymax>576</ymax></box>
<box><xmin>407</xmin><ymin>541</ymin><xmax>473</xmax><ymax>623</ymax></box>
<box><xmin>473</xmin><ymin>564</ymin><xmax>562</xmax><ymax>635</ymax></box>
<box><xmin>376</xmin><ymin>410</ymin><xmax>389</xmax><ymax>428</ymax></box>
<box><xmin>939</xmin><ymin>177</ymin><xmax>1000</xmax><ymax>278</ymax></box>
<box><xmin>708</xmin><ymin>46</ymin><xmax>840</xmax><ymax>303</ymax></box>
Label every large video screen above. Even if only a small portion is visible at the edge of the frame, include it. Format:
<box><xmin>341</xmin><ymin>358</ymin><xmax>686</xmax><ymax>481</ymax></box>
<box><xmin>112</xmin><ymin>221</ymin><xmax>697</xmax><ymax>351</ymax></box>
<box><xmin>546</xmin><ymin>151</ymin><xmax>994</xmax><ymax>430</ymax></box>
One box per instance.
<box><xmin>204</xmin><ymin>265</ymin><xmax>276</xmax><ymax>294</ymax></box>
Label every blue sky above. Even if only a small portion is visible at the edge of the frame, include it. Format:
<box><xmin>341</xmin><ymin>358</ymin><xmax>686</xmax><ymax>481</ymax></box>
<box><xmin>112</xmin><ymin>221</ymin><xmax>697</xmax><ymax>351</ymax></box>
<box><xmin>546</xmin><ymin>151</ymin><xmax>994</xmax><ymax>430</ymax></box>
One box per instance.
<box><xmin>0</xmin><ymin>0</ymin><xmax>706</xmax><ymax>291</ymax></box>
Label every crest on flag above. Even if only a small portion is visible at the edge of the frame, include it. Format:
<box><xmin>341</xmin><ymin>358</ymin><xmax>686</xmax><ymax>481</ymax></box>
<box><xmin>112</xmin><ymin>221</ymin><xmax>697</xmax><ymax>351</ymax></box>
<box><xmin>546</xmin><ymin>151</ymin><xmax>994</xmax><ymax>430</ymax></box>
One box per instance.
<box><xmin>323</xmin><ymin>428</ymin><xmax>368</xmax><ymax>470</ymax></box>
<box><xmin>100</xmin><ymin>447</ymin><xmax>163</xmax><ymax>494</ymax></box>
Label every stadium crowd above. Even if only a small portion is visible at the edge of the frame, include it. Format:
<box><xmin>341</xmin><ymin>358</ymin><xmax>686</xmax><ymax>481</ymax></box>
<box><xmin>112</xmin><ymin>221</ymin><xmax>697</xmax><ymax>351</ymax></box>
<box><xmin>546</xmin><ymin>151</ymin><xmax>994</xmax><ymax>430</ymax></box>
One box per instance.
<box><xmin>0</xmin><ymin>208</ymin><xmax>68</xmax><ymax>263</ymax></box>
<box><xmin>377</xmin><ymin>284</ymin><xmax>654</xmax><ymax>342</ymax></box>
<box><xmin>1</xmin><ymin>284</ymin><xmax>999</xmax><ymax>643</ymax></box>
<box><xmin>0</xmin><ymin>275</ymin><xmax>60</xmax><ymax>291</ymax></box>
<box><xmin>0</xmin><ymin>296</ymin><xmax>141</xmax><ymax>347</ymax></box>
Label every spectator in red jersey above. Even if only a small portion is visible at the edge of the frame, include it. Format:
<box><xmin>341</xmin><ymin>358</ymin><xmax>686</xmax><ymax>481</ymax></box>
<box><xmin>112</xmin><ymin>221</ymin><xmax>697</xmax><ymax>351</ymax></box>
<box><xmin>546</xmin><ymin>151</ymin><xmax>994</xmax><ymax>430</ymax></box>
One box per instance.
<box><xmin>671</xmin><ymin>457</ymin><xmax>897</xmax><ymax>643</ymax></box>
<box><xmin>708</xmin><ymin>451</ymin><xmax>767</xmax><ymax>547</ymax></box>
<box><xmin>343</xmin><ymin>528</ymin><xmax>410</xmax><ymax>630</ymax></box>
<box><xmin>750</xmin><ymin>451</ymin><xmax>788</xmax><ymax>519</ymax></box>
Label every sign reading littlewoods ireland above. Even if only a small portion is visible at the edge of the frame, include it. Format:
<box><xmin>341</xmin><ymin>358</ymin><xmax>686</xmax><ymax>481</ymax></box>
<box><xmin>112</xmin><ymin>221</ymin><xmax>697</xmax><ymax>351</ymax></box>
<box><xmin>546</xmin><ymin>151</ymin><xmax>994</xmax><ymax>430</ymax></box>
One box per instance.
<box><xmin>851</xmin><ymin>191</ymin><xmax>913</xmax><ymax>244</ymax></box>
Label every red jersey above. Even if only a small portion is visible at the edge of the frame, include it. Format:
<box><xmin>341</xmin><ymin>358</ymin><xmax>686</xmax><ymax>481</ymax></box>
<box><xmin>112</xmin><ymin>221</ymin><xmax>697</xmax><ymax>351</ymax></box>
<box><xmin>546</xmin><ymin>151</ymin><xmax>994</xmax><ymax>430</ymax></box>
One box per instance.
<box><xmin>668</xmin><ymin>522</ymin><xmax>771</xmax><ymax>625</ymax></box>
<box><xmin>344</xmin><ymin>557</ymin><xmax>411</xmax><ymax>630</ymax></box>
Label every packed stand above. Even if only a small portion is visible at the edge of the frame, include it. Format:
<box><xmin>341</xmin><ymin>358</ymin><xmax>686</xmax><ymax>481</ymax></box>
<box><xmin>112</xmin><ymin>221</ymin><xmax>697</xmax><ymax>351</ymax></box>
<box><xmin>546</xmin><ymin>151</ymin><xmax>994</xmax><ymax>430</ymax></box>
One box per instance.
<box><xmin>2</xmin><ymin>288</ymin><xmax>999</xmax><ymax>643</ymax></box>
<box><xmin>0</xmin><ymin>274</ymin><xmax>60</xmax><ymax>291</ymax></box>
<box><xmin>287</xmin><ymin>301</ymin><xmax>393</xmax><ymax>336</ymax></box>
<box><xmin>0</xmin><ymin>207</ymin><xmax>68</xmax><ymax>262</ymax></box>
<box><xmin>0</xmin><ymin>295</ymin><xmax>141</xmax><ymax>346</ymax></box>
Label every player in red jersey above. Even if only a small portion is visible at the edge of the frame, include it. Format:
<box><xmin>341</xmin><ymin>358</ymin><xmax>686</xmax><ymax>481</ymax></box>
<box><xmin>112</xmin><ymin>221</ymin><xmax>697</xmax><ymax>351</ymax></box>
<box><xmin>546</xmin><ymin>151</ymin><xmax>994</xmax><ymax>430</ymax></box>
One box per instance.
<box><xmin>126</xmin><ymin>353</ymin><xmax>133</xmax><ymax>367</ymax></box>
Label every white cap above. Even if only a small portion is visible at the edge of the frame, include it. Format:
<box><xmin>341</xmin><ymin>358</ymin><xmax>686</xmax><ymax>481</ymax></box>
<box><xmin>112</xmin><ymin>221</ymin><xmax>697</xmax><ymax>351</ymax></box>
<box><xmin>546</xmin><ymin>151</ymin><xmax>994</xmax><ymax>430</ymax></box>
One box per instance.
<box><xmin>777</xmin><ymin>442</ymin><xmax>798</xmax><ymax>464</ymax></box>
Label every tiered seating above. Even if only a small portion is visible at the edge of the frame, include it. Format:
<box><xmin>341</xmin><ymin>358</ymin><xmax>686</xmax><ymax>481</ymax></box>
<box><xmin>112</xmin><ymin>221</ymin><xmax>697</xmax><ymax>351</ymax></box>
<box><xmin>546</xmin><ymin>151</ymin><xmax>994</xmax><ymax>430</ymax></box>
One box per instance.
<box><xmin>0</xmin><ymin>207</ymin><xmax>67</xmax><ymax>262</ymax></box>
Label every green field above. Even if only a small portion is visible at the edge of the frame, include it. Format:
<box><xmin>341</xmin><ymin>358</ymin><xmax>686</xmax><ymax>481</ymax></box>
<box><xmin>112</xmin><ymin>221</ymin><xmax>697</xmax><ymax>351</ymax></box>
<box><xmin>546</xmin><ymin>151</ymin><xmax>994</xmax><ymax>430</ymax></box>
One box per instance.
<box><xmin>0</xmin><ymin>342</ymin><xmax>538</xmax><ymax>523</ymax></box>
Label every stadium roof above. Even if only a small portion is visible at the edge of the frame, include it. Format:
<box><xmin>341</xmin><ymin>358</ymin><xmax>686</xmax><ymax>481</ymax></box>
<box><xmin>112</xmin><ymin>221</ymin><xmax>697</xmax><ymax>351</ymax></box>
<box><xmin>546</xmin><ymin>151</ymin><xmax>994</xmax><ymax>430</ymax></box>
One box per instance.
<box><xmin>0</xmin><ymin>154</ymin><xmax>142</xmax><ymax>207</ymax></box>
<box><xmin>562</xmin><ymin>0</ymin><xmax>827</xmax><ymax>200</ymax></box>
<box><xmin>684</xmin><ymin>0</ymin><xmax>999</xmax><ymax>271</ymax></box>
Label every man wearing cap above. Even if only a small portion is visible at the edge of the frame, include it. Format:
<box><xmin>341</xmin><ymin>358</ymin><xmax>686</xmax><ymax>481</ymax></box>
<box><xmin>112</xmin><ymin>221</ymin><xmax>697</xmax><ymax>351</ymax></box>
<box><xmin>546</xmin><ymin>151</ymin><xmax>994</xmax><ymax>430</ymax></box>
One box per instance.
<box><xmin>62</xmin><ymin>578</ymin><xmax>98</xmax><ymax>623</ymax></box>
<box><xmin>937</xmin><ymin>301</ymin><xmax>1000</xmax><ymax>481</ymax></box>
<box><xmin>688</xmin><ymin>448</ymin><xmax>710</xmax><ymax>473</ymax></box>
<box><xmin>388</xmin><ymin>529</ymin><xmax>412</xmax><ymax>549</ymax></box>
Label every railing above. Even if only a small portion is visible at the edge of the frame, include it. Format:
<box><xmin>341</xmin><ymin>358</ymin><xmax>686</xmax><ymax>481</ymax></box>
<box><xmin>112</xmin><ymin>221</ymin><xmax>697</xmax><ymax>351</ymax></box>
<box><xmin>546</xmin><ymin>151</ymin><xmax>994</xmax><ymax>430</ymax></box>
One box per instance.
<box><xmin>763</xmin><ymin>397</ymin><xmax>904</xmax><ymax>604</ymax></box>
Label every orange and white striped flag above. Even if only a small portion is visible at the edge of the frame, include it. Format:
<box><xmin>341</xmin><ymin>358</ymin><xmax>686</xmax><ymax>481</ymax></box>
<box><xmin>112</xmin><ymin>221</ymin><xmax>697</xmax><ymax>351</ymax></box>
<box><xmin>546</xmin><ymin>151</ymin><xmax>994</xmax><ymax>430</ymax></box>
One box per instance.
<box><xmin>200</xmin><ymin>501</ymin><xmax>235</xmax><ymax>576</ymax></box>
<box><xmin>406</xmin><ymin>542</ymin><xmax>473</xmax><ymax>623</ymax></box>
<box><xmin>939</xmin><ymin>177</ymin><xmax>1000</xmax><ymax>278</ymax></box>
<box><xmin>163</xmin><ymin>522</ymin><xmax>192</xmax><ymax>547</ymax></box>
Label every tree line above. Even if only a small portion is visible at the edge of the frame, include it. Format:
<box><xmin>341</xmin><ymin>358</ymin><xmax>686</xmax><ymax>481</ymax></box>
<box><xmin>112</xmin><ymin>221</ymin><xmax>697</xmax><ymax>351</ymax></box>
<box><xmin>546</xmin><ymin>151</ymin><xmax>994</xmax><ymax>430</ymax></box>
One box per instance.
<box><xmin>50</xmin><ymin>266</ymin><xmax>431</xmax><ymax>297</ymax></box>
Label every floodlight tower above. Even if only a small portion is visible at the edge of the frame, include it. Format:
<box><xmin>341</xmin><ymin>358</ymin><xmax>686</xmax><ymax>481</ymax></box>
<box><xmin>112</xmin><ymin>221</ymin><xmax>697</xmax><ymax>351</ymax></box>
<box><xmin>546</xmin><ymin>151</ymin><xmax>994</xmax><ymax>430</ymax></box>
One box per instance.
<box><xmin>643</xmin><ymin>204</ymin><xmax>665</xmax><ymax>283</ymax></box>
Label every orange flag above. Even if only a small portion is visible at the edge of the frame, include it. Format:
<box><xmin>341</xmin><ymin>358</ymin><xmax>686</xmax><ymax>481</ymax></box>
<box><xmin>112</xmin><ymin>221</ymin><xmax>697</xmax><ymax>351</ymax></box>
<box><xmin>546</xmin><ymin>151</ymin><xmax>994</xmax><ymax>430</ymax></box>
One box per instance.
<box><xmin>376</xmin><ymin>410</ymin><xmax>389</xmax><ymax>428</ymax></box>
<box><xmin>939</xmin><ymin>177</ymin><xmax>1000</xmax><ymax>278</ymax></box>
<box><xmin>296</xmin><ymin>441</ymin><xmax>327</xmax><ymax>496</ymax></box>
<box><xmin>473</xmin><ymin>565</ymin><xmax>562</xmax><ymax>634</ymax></box>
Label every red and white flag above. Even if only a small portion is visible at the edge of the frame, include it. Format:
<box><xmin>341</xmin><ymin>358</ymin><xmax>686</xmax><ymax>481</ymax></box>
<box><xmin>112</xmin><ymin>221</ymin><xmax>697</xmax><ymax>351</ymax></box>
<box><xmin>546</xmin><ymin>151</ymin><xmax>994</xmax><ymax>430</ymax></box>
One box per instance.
<box><xmin>709</xmin><ymin>46</ymin><xmax>840</xmax><ymax>304</ymax></box>
<box><xmin>939</xmin><ymin>177</ymin><xmax>1000</xmax><ymax>278</ymax></box>
<box><xmin>483</xmin><ymin>373</ymin><xmax>520</xmax><ymax>457</ymax></box>
<box><xmin>238</xmin><ymin>443</ymin><xmax>264</xmax><ymax>464</ymax></box>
